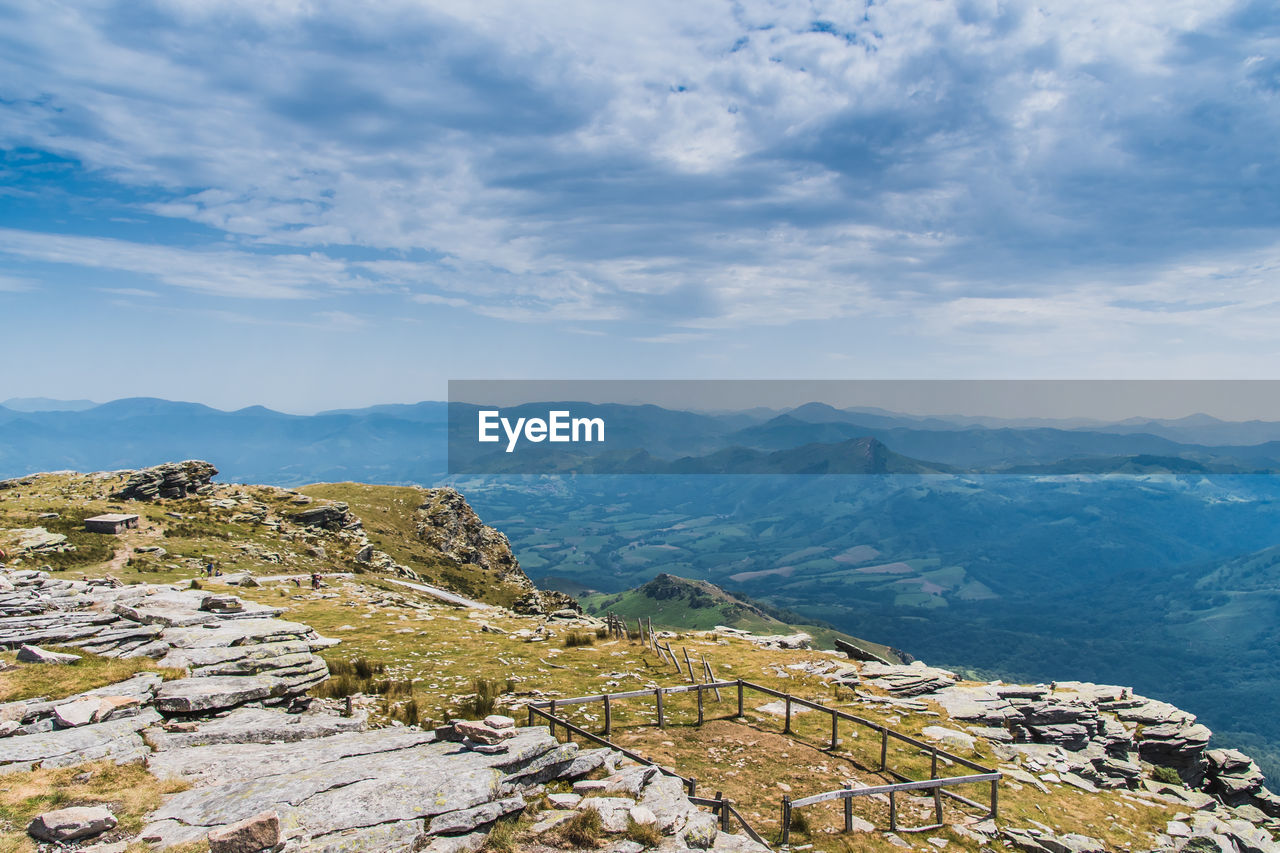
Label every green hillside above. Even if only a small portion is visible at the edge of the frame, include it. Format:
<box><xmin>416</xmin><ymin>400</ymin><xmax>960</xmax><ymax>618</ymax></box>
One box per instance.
<box><xmin>580</xmin><ymin>573</ymin><xmax>907</xmax><ymax>663</ymax></box>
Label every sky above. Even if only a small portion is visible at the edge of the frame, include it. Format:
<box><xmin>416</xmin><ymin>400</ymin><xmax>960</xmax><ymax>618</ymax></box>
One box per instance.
<box><xmin>2</xmin><ymin>0</ymin><xmax>1279</xmax><ymax>412</ymax></box>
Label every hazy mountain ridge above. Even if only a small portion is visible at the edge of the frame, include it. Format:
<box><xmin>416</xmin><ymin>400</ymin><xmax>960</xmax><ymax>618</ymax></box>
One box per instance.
<box><xmin>10</xmin><ymin>397</ymin><xmax>1280</xmax><ymax>482</ymax></box>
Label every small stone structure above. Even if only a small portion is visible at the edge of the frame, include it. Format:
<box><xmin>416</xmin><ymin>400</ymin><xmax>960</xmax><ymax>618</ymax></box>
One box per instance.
<box><xmin>84</xmin><ymin>513</ymin><xmax>140</xmax><ymax>534</ymax></box>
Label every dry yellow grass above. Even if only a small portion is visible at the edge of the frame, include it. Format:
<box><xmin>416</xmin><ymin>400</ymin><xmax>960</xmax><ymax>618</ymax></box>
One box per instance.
<box><xmin>0</xmin><ymin>650</ymin><xmax>182</xmax><ymax>704</ymax></box>
<box><xmin>0</xmin><ymin>761</ymin><xmax>190</xmax><ymax>853</ymax></box>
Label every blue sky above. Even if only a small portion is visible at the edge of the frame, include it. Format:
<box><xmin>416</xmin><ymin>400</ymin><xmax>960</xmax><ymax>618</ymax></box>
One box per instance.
<box><xmin>2</xmin><ymin>0</ymin><xmax>1279</xmax><ymax>412</ymax></box>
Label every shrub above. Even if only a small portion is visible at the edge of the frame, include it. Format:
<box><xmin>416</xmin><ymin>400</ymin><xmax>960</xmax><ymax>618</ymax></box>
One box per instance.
<box><xmin>386</xmin><ymin>697</ymin><xmax>421</xmax><ymax>727</ymax></box>
<box><xmin>457</xmin><ymin>677</ymin><xmax>514</xmax><ymax>718</ymax></box>
<box><xmin>562</xmin><ymin>809</ymin><xmax>603</xmax><ymax>847</ymax></box>
<box><xmin>595</xmin><ymin>626</ymin><xmax>610</xmax><ymax>639</ymax></box>
<box><xmin>564</xmin><ymin>632</ymin><xmax>596</xmax><ymax>648</ymax></box>
<box><xmin>787</xmin><ymin>808</ymin><xmax>811</xmax><ymax>836</ymax></box>
<box><xmin>1151</xmin><ymin>765</ymin><xmax>1183</xmax><ymax>785</ymax></box>
<box><xmin>313</xmin><ymin>657</ymin><xmax>405</xmax><ymax>701</ymax></box>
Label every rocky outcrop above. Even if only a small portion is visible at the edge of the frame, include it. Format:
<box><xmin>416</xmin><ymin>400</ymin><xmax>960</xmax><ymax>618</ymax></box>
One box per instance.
<box><xmin>0</xmin><ymin>569</ymin><xmax>334</xmax><ymax>774</ymax></box>
<box><xmin>291</xmin><ymin>502</ymin><xmax>361</xmax><ymax>531</ymax></box>
<box><xmin>415</xmin><ymin>488</ymin><xmax>528</xmax><ymax>586</ymax></box>
<box><xmin>512</xmin><ymin>588</ymin><xmax>582</xmax><ymax>616</ymax></box>
<box><xmin>855</xmin><ymin>661</ymin><xmax>957</xmax><ymax>696</ymax></box>
<box><xmin>112</xmin><ymin>461</ymin><xmax>218</xmax><ymax>501</ymax></box>
<box><xmin>866</xmin><ymin>668</ymin><xmax>1280</xmax><ymax>824</ymax></box>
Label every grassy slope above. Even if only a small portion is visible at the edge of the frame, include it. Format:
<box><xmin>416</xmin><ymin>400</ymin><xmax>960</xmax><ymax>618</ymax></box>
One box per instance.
<box><xmin>581</xmin><ymin>574</ymin><xmax>906</xmax><ymax>663</ymax></box>
<box><xmin>299</xmin><ymin>482</ymin><xmax>530</xmax><ymax>607</ymax></box>
<box><xmin>0</xmin><ymin>471</ymin><xmax>1191</xmax><ymax>853</ymax></box>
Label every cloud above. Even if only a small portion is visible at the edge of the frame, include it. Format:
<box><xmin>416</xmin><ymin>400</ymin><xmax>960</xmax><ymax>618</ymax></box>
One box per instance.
<box><xmin>0</xmin><ymin>0</ymin><xmax>1277</xmax><ymax>338</ymax></box>
<box><xmin>0</xmin><ymin>274</ymin><xmax>36</xmax><ymax>292</ymax></box>
<box><xmin>0</xmin><ymin>229</ymin><xmax>367</xmax><ymax>299</ymax></box>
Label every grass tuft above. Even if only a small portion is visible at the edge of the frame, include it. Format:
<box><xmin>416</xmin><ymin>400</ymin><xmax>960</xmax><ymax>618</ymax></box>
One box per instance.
<box><xmin>561</xmin><ymin>808</ymin><xmax>603</xmax><ymax>848</ymax></box>
<box><xmin>480</xmin><ymin>816</ymin><xmax>520</xmax><ymax>853</ymax></box>
<box><xmin>564</xmin><ymin>632</ymin><xmax>596</xmax><ymax>648</ymax></box>
<box><xmin>457</xmin><ymin>677</ymin><xmax>514</xmax><ymax>718</ymax></box>
<box><xmin>624</xmin><ymin>817</ymin><xmax>663</xmax><ymax>847</ymax></box>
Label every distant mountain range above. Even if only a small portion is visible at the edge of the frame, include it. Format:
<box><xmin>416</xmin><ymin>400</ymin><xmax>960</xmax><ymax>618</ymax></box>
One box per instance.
<box><xmin>8</xmin><ymin>396</ymin><xmax>1280</xmax><ymax>481</ymax></box>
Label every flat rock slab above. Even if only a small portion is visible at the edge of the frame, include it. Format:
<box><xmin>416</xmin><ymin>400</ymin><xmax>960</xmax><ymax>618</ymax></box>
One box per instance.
<box><xmin>160</xmin><ymin>619</ymin><xmax>317</xmax><ymax>650</ymax></box>
<box><xmin>158</xmin><ymin>640</ymin><xmax>314</xmax><ymax>672</ymax></box>
<box><xmin>142</xmin><ymin>729</ymin><xmax>566</xmax><ymax>848</ymax></box>
<box><xmin>147</xmin><ymin>728</ymin><xmax>438</xmax><ymax>786</ymax></box>
<box><xmin>2</xmin><ymin>710</ymin><xmax>161</xmax><ymax>768</ymax></box>
<box><xmin>146</xmin><ymin>706</ymin><xmax>369</xmax><ymax>752</ymax></box>
<box><xmin>154</xmin><ymin>676</ymin><xmax>282</xmax><ymax>713</ymax></box>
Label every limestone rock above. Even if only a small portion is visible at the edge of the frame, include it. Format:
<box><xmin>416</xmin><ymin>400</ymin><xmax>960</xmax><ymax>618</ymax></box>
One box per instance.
<box><xmin>113</xmin><ymin>461</ymin><xmax>218</xmax><ymax>501</ymax></box>
<box><xmin>206</xmin><ymin>810</ymin><xmax>280</xmax><ymax>853</ymax></box>
<box><xmin>27</xmin><ymin>805</ymin><xmax>118</xmax><ymax>842</ymax></box>
<box><xmin>17</xmin><ymin>644</ymin><xmax>81</xmax><ymax>664</ymax></box>
<box><xmin>155</xmin><ymin>675</ymin><xmax>283</xmax><ymax>713</ymax></box>
<box><xmin>428</xmin><ymin>795</ymin><xmax>525</xmax><ymax>835</ymax></box>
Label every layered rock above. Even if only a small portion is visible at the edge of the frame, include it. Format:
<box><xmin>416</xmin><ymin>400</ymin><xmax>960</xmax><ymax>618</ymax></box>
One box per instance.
<box><xmin>0</xmin><ymin>570</ymin><xmax>332</xmax><ymax>695</ymax></box>
<box><xmin>111</xmin><ymin>461</ymin><xmax>218</xmax><ymax>501</ymax></box>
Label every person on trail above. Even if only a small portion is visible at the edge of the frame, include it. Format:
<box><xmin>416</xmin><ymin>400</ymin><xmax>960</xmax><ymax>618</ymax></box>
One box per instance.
<box><xmin>311</xmin><ymin>572</ymin><xmax>321</xmax><ymax>589</ymax></box>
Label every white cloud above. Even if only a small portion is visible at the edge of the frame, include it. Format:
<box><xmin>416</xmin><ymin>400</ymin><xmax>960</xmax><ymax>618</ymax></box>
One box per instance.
<box><xmin>0</xmin><ymin>0</ymin><xmax>1277</xmax><ymax>344</ymax></box>
<box><xmin>0</xmin><ymin>274</ymin><xmax>36</xmax><ymax>292</ymax></box>
<box><xmin>0</xmin><ymin>229</ymin><xmax>366</xmax><ymax>299</ymax></box>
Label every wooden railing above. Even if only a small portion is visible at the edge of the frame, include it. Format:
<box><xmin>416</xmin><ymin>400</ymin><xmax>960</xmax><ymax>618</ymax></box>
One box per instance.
<box><xmin>526</xmin><ymin>677</ymin><xmax>1000</xmax><ymax>844</ymax></box>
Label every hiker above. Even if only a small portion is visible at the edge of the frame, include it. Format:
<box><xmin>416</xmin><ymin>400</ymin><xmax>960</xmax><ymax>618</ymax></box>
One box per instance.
<box><xmin>311</xmin><ymin>572</ymin><xmax>322</xmax><ymax>589</ymax></box>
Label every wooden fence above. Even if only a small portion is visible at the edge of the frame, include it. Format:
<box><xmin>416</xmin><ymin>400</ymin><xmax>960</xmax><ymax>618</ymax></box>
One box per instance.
<box><xmin>526</xmin><ymin>678</ymin><xmax>1000</xmax><ymax>844</ymax></box>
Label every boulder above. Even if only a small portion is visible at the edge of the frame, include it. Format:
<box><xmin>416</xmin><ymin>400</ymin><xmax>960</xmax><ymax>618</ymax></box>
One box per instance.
<box><xmin>54</xmin><ymin>698</ymin><xmax>105</xmax><ymax>728</ymax></box>
<box><xmin>206</xmin><ymin>810</ymin><xmax>280</xmax><ymax>853</ymax></box>
<box><xmin>17</xmin><ymin>644</ymin><xmax>81</xmax><ymax>664</ymax></box>
<box><xmin>455</xmin><ymin>720</ymin><xmax>515</xmax><ymax>745</ymax></box>
<box><xmin>27</xmin><ymin>806</ymin><xmax>118</xmax><ymax>842</ymax></box>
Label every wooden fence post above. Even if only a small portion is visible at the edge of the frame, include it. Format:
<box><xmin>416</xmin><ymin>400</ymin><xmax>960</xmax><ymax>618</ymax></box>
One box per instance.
<box><xmin>990</xmin><ymin>778</ymin><xmax>1000</xmax><ymax>820</ymax></box>
<box><xmin>844</xmin><ymin>781</ymin><xmax>854</xmax><ymax>833</ymax></box>
<box><xmin>703</xmin><ymin>657</ymin><xmax>722</xmax><ymax>701</ymax></box>
<box><xmin>889</xmin><ymin>789</ymin><xmax>898</xmax><ymax>832</ymax></box>
<box><xmin>736</xmin><ymin>680</ymin><xmax>744</xmax><ymax>717</ymax></box>
<box><xmin>784</xmin><ymin>694</ymin><xmax>792</xmax><ymax>735</ymax></box>
<box><xmin>880</xmin><ymin>727</ymin><xmax>889</xmax><ymax>771</ymax></box>
<box><xmin>656</xmin><ymin>688</ymin><xmax>665</xmax><ymax>729</ymax></box>
<box><xmin>697</xmin><ymin>684</ymin><xmax>704</xmax><ymax>725</ymax></box>
<box><xmin>716</xmin><ymin>792</ymin><xmax>728</xmax><ymax>831</ymax></box>
<box><xmin>683</xmin><ymin>647</ymin><xmax>696</xmax><ymax>683</ymax></box>
<box><xmin>830</xmin><ymin>709</ymin><xmax>839</xmax><ymax>751</ymax></box>
<box><xmin>689</xmin><ymin>776</ymin><xmax>697</xmax><ymax>797</ymax></box>
<box><xmin>527</xmin><ymin>705</ymin><xmax>535</xmax><ymax>726</ymax></box>
<box><xmin>930</xmin><ymin>748</ymin><xmax>939</xmax><ymax>779</ymax></box>
<box><xmin>604</xmin><ymin>693</ymin><xmax>612</xmax><ymax>736</ymax></box>
<box><xmin>933</xmin><ymin>785</ymin><xmax>943</xmax><ymax>825</ymax></box>
<box><xmin>780</xmin><ymin>797</ymin><xmax>790</xmax><ymax>846</ymax></box>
